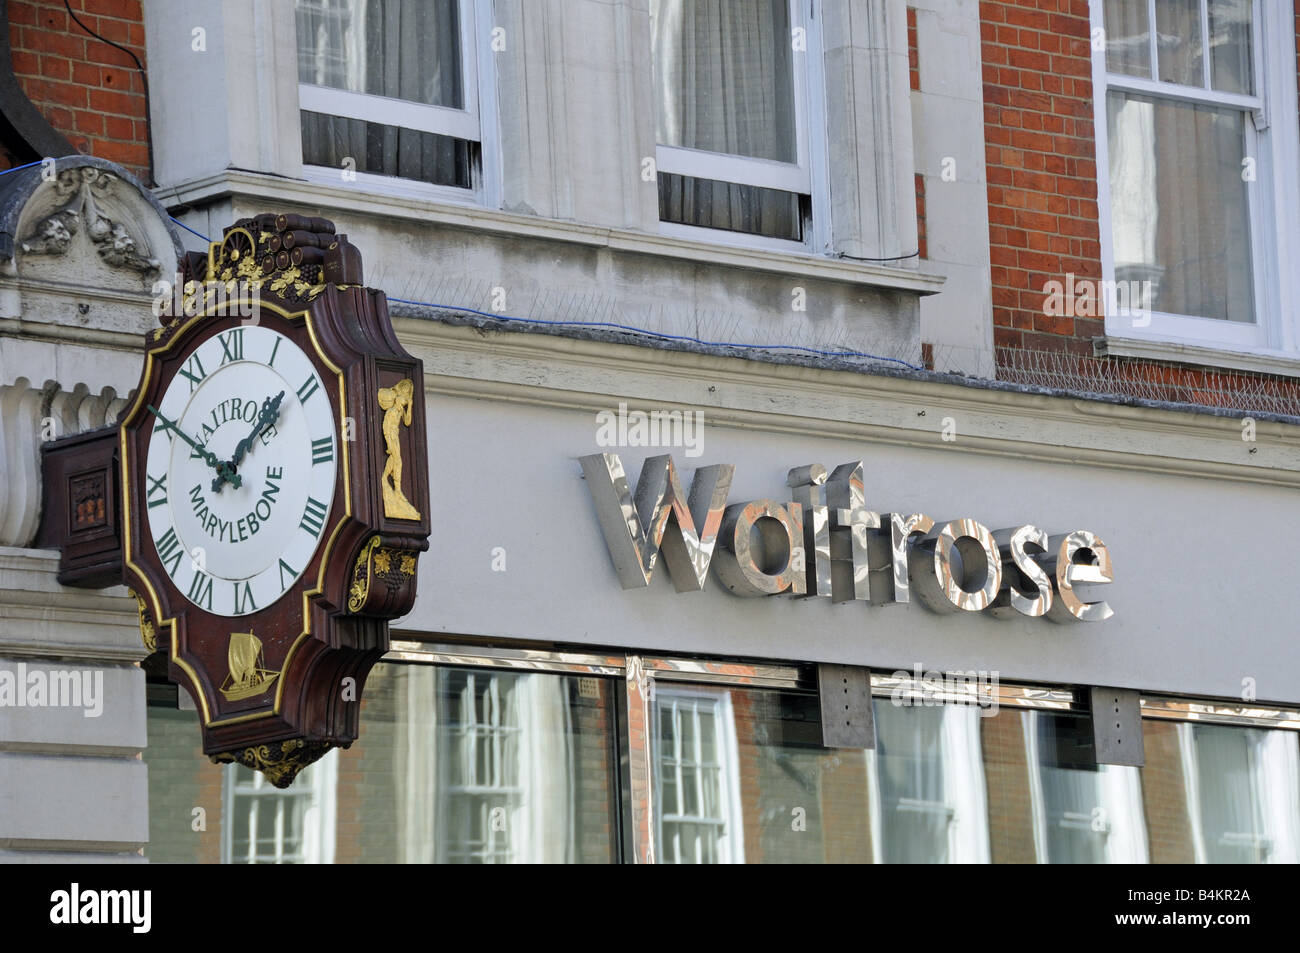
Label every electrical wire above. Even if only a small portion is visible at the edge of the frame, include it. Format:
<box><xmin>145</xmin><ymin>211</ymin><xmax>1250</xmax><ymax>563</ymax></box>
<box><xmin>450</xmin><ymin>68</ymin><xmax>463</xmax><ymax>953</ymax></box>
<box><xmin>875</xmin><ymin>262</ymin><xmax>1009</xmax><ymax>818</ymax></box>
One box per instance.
<box><xmin>63</xmin><ymin>0</ymin><xmax>155</xmax><ymax>186</ymax></box>
<box><xmin>166</xmin><ymin>221</ymin><xmax>923</xmax><ymax>370</ymax></box>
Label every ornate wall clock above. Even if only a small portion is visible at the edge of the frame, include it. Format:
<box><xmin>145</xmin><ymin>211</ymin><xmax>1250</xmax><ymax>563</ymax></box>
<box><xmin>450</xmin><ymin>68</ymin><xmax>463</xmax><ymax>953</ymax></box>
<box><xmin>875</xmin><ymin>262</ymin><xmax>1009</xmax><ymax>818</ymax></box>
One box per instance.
<box><xmin>116</xmin><ymin>214</ymin><xmax>430</xmax><ymax>786</ymax></box>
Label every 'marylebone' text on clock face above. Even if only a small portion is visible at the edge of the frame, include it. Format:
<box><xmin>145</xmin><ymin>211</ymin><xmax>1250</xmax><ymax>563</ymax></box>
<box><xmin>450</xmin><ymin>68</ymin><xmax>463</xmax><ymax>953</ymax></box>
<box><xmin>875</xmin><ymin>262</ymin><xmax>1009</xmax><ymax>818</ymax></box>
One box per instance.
<box><xmin>144</xmin><ymin>325</ymin><xmax>338</xmax><ymax>617</ymax></box>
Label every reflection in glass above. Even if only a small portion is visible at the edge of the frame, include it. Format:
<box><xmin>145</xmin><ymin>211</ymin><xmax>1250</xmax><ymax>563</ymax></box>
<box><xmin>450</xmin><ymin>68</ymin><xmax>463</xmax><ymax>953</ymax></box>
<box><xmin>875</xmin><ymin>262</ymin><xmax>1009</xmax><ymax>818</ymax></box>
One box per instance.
<box><xmin>872</xmin><ymin>703</ymin><xmax>989</xmax><ymax>863</ymax></box>
<box><xmin>650</xmin><ymin>0</ymin><xmax>796</xmax><ymax>162</ymax></box>
<box><xmin>295</xmin><ymin>0</ymin><xmax>463</xmax><ymax>109</ymax></box>
<box><xmin>1026</xmin><ymin>712</ymin><xmax>1147</xmax><ymax>863</ymax></box>
<box><xmin>142</xmin><ymin>672</ymin><xmax>1300</xmax><ymax>864</ymax></box>
<box><xmin>1208</xmin><ymin>0</ymin><xmax>1253</xmax><ymax>95</ymax></box>
<box><xmin>1154</xmin><ymin>0</ymin><xmax>1204</xmax><ymax>86</ymax></box>
<box><xmin>1103</xmin><ymin>0</ymin><xmax>1151</xmax><ymax>78</ymax></box>
<box><xmin>1182</xmin><ymin>723</ymin><xmax>1300</xmax><ymax>863</ymax></box>
<box><xmin>1106</xmin><ymin>91</ymin><xmax>1253</xmax><ymax>323</ymax></box>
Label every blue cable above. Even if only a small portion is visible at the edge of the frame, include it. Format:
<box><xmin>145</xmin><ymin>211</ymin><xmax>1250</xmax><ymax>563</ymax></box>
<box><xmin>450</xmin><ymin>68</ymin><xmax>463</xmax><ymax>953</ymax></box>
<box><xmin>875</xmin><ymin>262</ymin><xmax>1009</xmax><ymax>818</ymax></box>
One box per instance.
<box><xmin>170</xmin><ymin>216</ymin><xmax>213</xmax><ymax>243</ymax></box>
<box><xmin>388</xmin><ymin>297</ymin><xmax>920</xmax><ymax>369</ymax></box>
<box><xmin>0</xmin><ymin>159</ymin><xmax>49</xmax><ymax>177</ymax></box>
<box><xmin>158</xmin><ymin>219</ymin><xmax>919</xmax><ymax>369</ymax></box>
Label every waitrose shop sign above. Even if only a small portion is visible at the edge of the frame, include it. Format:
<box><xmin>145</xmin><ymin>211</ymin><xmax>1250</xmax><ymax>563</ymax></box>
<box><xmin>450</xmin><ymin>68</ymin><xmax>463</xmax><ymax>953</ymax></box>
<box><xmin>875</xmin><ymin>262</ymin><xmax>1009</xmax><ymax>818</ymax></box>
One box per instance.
<box><xmin>580</xmin><ymin>454</ymin><xmax>1113</xmax><ymax>623</ymax></box>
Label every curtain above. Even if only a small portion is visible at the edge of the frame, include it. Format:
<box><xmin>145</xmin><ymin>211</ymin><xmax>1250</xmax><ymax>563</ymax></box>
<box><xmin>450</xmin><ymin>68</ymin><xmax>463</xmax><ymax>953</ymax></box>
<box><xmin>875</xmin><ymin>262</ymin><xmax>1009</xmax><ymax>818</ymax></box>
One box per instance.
<box><xmin>874</xmin><ymin>704</ymin><xmax>952</xmax><ymax>863</ymax></box>
<box><xmin>296</xmin><ymin>0</ymin><xmax>469</xmax><ymax>186</ymax></box>
<box><xmin>1189</xmin><ymin>723</ymin><xmax>1266</xmax><ymax>862</ymax></box>
<box><xmin>1103</xmin><ymin>0</ymin><xmax>1151</xmax><ymax>77</ymax></box>
<box><xmin>1107</xmin><ymin>92</ymin><xmax>1252</xmax><ymax>323</ymax></box>
<box><xmin>1208</xmin><ymin>0</ymin><xmax>1253</xmax><ymax>94</ymax></box>
<box><xmin>507</xmin><ymin>674</ymin><xmax>575</xmax><ymax>863</ymax></box>
<box><xmin>396</xmin><ymin>665</ymin><xmax>439</xmax><ymax>863</ymax></box>
<box><xmin>942</xmin><ymin>707</ymin><xmax>991</xmax><ymax>863</ymax></box>
<box><xmin>651</xmin><ymin>0</ymin><xmax>801</xmax><ymax>238</ymax></box>
<box><xmin>1256</xmin><ymin>730</ymin><xmax>1300</xmax><ymax>864</ymax></box>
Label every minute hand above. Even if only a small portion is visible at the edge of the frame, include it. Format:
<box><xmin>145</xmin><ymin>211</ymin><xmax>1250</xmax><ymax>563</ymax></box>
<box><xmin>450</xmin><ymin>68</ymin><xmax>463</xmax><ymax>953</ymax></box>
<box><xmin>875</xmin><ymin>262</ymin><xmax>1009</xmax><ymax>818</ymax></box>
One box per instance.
<box><xmin>148</xmin><ymin>405</ymin><xmax>239</xmax><ymax>487</ymax></box>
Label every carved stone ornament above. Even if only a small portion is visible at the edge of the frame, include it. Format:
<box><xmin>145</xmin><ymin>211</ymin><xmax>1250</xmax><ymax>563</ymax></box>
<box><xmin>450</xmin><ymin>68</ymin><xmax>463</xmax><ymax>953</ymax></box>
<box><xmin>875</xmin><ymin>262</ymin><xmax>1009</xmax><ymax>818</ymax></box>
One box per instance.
<box><xmin>19</xmin><ymin>166</ymin><xmax>161</xmax><ymax>274</ymax></box>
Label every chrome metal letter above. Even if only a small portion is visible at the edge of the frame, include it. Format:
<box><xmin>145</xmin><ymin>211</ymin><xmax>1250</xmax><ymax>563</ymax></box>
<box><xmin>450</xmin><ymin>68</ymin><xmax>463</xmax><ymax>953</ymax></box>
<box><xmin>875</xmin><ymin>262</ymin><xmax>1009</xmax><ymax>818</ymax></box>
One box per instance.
<box><xmin>579</xmin><ymin>452</ymin><xmax>733</xmax><ymax>591</ymax></box>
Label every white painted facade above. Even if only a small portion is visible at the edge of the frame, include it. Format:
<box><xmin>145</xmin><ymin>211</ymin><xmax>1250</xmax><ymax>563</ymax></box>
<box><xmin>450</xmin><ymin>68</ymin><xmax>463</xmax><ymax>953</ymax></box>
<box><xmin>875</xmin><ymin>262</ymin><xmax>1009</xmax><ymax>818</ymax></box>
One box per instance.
<box><xmin>0</xmin><ymin>0</ymin><xmax>1296</xmax><ymax>861</ymax></box>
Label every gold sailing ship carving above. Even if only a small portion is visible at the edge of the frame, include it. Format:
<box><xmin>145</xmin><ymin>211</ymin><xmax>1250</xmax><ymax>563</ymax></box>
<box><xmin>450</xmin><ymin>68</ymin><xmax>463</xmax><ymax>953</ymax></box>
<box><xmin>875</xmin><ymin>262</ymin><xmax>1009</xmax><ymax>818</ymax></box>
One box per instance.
<box><xmin>219</xmin><ymin>630</ymin><xmax>280</xmax><ymax>702</ymax></box>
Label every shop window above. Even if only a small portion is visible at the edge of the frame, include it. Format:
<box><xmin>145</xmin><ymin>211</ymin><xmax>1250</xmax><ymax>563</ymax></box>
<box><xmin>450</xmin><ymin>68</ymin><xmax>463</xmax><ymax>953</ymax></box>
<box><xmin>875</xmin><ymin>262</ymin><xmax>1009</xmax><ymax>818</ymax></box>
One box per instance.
<box><xmin>649</xmin><ymin>0</ymin><xmax>821</xmax><ymax>247</ymax></box>
<box><xmin>1025</xmin><ymin>712</ymin><xmax>1148</xmax><ymax>864</ymax></box>
<box><xmin>222</xmin><ymin>753</ymin><xmax>337</xmax><ymax>864</ymax></box>
<box><xmin>653</xmin><ymin>688</ymin><xmax>744</xmax><ymax>863</ymax></box>
<box><xmin>1091</xmin><ymin>0</ymin><xmax>1300</xmax><ymax>354</ymax></box>
<box><xmin>1180</xmin><ymin>723</ymin><xmax>1300</xmax><ymax>863</ymax></box>
<box><xmin>870</xmin><ymin>704</ymin><xmax>990</xmax><ymax>863</ymax></box>
<box><xmin>295</xmin><ymin>0</ymin><xmax>483</xmax><ymax>192</ymax></box>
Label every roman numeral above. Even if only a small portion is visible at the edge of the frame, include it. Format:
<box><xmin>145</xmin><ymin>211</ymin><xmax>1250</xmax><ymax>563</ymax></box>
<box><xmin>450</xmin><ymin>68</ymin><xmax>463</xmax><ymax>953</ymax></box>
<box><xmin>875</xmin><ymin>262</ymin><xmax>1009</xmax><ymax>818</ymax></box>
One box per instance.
<box><xmin>278</xmin><ymin>558</ymin><xmax>297</xmax><ymax>591</ymax></box>
<box><xmin>187</xmin><ymin>570</ymin><xmax>213</xmax><ymax>611</ymax></box>
<box><xmin>178</xmin><ymin>353</ymin><xmax>206</xmax><ymax>391</ymax></box>
<box><xmin>155</xmin><ymin>526</ymin><xmax>183</xmax><ymax>578</ymax></box>
<box><xmin>233</xmin><ymin>581</ymin><xmax>257</xmax><ymax>615</ymax></box>
<box><xmin>299</xmin><ymin>496</ymin><xmax>327</xmax><ymax>537</ymax></box>
<box><xmin>146</xmin><ymin>472</ymin><xmax>168</xmax><ymax>509</ymax></box>
<box><xmin>297</xmin><ymin>375</ymin><xmax>321</xmax><ymax>404</ymax></box>
<box><xmin>311</xmin><ymin>437</ymin><xmax>333</xmax><ymax>465</ymax></box>
<box><xmin>218</xmin><ymin>329</ymin><xmax>244</xmax><ymax>365</ymax></box>
<box><xmin>268</xmin><ymin>336</ymin><xmax>281</xmax><ymax>367</ymax></box>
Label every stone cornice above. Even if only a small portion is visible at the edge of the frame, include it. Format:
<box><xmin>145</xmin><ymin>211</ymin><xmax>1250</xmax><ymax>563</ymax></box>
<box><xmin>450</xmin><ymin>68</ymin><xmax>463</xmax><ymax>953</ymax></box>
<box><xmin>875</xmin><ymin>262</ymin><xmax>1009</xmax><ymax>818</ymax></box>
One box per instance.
<box><xmin>396</xmin><ymin>317</ymin><xmax>1300</xmax><ymax>488</ymax></box>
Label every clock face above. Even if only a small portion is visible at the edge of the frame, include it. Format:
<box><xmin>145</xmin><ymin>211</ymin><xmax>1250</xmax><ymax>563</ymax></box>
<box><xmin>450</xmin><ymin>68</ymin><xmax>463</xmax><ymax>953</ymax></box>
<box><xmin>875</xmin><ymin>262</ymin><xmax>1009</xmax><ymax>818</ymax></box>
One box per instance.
<box><xmin>143</xmin><ymin>325</ymin><xmax>338</xmax><ymax>617</ymax></box>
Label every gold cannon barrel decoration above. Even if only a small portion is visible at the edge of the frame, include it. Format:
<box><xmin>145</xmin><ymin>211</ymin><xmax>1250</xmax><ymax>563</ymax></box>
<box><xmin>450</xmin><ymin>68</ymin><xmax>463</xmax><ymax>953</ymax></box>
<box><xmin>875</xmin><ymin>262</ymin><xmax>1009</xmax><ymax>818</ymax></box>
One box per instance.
<box><xmin>113</xmin><ymin>213</ymin><xmax>431</xmax><ymax>786</ymax></box>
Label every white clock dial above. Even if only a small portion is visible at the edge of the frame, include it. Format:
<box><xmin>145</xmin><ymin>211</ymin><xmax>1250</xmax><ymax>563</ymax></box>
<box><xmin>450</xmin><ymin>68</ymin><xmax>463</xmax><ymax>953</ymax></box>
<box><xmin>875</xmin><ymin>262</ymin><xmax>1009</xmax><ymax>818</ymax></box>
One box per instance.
<box><xmin>143</xmin><ymin>325</ymin><xmax>339</xmax><ymax>617</ymax></box>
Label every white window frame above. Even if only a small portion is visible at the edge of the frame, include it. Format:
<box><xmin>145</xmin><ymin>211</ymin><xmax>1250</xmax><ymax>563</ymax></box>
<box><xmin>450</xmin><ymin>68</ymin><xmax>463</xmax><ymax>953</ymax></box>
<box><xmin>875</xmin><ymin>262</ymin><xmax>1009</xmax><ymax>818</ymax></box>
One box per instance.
<box><xmin>652</xmin><ymin>685</ymin><xmax>745</xmax><ymax>864</ymax></box>
<box><xmin>1089</xmin><ymin>0</ymin><xmax>1300</xmax><ymax>359</ymax></box>
<box><xmin>438</xmin><ymin>669</ymin><xmax>525</xmax><ymax>864</ymax></box>
<box><xmin>295</xmin><ymin>0</ymin><xmax>500</xmax><ymax>207</ymax></box>
<box><xmin>221</xmin><ymin>751</ymin><xmax>337</xmax><ymax>864</ymax></box>
<box><xmin>654</xmin><ymin>0</ymin><xmax>830</xmax><ymax>254</ymax></box>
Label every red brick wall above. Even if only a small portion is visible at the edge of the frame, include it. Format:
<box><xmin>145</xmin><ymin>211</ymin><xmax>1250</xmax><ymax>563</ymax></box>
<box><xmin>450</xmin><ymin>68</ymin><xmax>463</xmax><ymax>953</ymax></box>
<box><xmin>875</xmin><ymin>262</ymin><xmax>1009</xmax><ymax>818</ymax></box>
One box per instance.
<box><xmin>5</xmin><ymin>0</ymin><xmax>149</xmax><ymax>179</ymax></box>
<box><xmin>980</xmin><ymin>0</ymin><xmax>1100</xmax><ymax>358</ymax></box>
<box><xmin>979</xmin><ymin>0</ymin><xmax>1300</xmax><ymax>410</ymax></box>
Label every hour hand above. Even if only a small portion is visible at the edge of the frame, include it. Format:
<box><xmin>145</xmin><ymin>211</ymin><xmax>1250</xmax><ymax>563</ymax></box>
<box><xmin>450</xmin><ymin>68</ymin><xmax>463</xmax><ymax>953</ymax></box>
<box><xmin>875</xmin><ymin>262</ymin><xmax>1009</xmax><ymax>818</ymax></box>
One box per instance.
<box><xmin>213</xmin><ymin>391</ymin><xmax>284</xmax><ymax>492</ymax></box>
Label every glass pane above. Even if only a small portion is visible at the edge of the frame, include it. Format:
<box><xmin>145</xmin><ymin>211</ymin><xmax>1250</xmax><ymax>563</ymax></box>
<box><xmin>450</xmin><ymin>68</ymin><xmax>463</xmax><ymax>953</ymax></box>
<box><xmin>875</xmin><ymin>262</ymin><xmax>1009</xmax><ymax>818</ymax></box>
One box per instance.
<box><xmin>1103</xmin><ymin>0</ymin><xmax>1152</xmax><ymax>77</ymax></box>
<box><xmin>295</xmin><ymin>0</ymin><xmax>463</xmax><ymax>109</ymax></box>
<box><xmin>650</xmin><ymin>0</ymin><xmax>796</xmax><ymax>162</ymax></box>
<box><xmin>657</xmin><ymin>172</ymin><xmax>804</xmax><ymax>241</ymax></box>
<box><xmin>1105</xmin><ymin>91</ymin><xmax>1253</xmax><ymax>323</ymax></box>
<box><xmin>300</xmin><ymin>111</ymin><xmax>472</xmax><ymax>188</ymax></box>
<box><xmin>143</xmin><ymin>664</ymin><xmax>623</xmax><ymax>863</ymax></box>
<box><xmin>1209</xmin><ymin>0</ymin><xmax>1253</xmax><ymax>95</ymax></box>
<box><xmin>1155</xmin><ymin>0</ymin><xmax>1205</xmax><ymax>86</ymax></box>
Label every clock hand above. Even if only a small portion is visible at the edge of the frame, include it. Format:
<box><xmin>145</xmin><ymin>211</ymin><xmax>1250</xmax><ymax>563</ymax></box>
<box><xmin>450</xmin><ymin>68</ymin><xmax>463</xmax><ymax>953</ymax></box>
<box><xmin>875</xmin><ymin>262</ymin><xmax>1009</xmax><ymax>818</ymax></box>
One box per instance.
<box><xmin>212</xmin><ymin>391</ymin><xmax>285</xmax><ymax>493</ymax></box>
<box><xmin>147</xmin><ymin>405</ymin><xmax>237</xmax><ymax>488</ymax></box>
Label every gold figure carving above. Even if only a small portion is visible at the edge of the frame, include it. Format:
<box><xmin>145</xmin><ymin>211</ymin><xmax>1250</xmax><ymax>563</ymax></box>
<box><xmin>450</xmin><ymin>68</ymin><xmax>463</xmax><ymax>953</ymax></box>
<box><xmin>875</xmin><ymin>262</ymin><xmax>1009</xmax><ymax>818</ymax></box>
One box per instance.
<box><xmin>377</xmin><ymin>378</ymin><xmax>421</xmax><ymax>520</ymax></box>
<box><xmin>219</xmin><ymin>629</ymin><xmax>280</xmax><ymax>701</ymax></box>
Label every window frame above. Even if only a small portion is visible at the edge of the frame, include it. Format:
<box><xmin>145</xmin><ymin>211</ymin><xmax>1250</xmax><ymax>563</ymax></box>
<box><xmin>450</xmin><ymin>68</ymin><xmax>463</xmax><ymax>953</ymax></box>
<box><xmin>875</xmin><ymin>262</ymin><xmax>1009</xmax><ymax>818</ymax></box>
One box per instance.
<box><xmin>294</xmin><ymin>0</ymin><xmax>500</xmax><ymax>206</ymax></box>
<box><xmin>221</xmin><ymin>751</ymin><xmax>337</xmax><ymax>864</ymax></box>
<box><xmin>652</xmin><ymin>684</ymin><xmax>745</xmax><ymax>864</ymax></box>
<box><xmin>1089</xmin><ymin>0</ymin><xmax>1300</xmax><ymax>358</ymax></box>
<box><xmin>652</xmin><ymin>0</ymin><xmax>830</xmax><ymax>253</ymax></box>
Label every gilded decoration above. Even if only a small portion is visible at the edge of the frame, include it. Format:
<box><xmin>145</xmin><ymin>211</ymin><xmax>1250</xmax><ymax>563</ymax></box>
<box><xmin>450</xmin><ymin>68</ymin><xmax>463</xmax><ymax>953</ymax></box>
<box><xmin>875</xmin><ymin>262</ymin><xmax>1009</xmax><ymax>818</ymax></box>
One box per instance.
<box><xmin>377</xmin><ymin>378</ymin><xmax>421</xmax><ymax>520</ymax></box>
<box><xmin>209</xmin><ymin>738</ymin><xmax>336</xmax><ymax>789</ymax></box>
